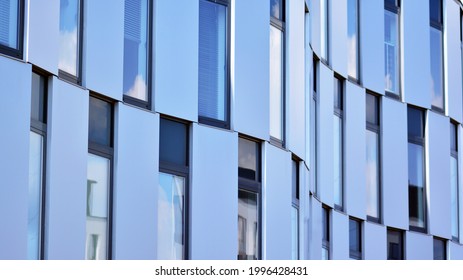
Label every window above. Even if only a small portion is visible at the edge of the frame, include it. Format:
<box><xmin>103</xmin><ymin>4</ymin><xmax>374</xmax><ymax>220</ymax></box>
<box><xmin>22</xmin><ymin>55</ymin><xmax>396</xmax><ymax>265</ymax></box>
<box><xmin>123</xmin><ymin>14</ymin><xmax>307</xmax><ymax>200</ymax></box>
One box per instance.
<box><xmin>198</xmin><ymin>0</ymin><xmax>229</xmax><ymax>128</ymax></box>
<box><xmin>347</xmin><ymin>0</ymin><xmax>359</xmax><ymax>81</ymax></box>
<box><xmin>320</xmin><ymin>0</ymin><xmax>329</xmax><ymax>62</ymax></box>
<box><xmin>313</xmin><ymin>57</ymin><xmax>319</xmax><ymax>196</ymax></box>
<box><xmin>430</xmin><ymin>0</ymin><xmax>444</xmax><ymax>111</ymax></box>
<box><xmin>86</xmin><ymin>96</ymin><xmax>113</xmax><ymax>260</ymax></box>
<box><xmin>322</xmin><ymin>206</ymin><xmax>330</xmax><ymax>260</ymax></box>
<box><xmin>28</xmin><ymin>72</ymin><xmax>47</xmax><ymax>260</ymax></box>
<box><xmin>291</xmin><ymin>158</ymin><xmax>300</xmax><ymax>260</ymax></box>
<box><xmin>123</xmin><ymin>0</ymin><xmax>151</xmax><ymax>108</ymax></box>
<box><xmin>366</xmin><ymin>93</ymin><xmax>381</xmax><ymax>222</ymax></box>
<box><xmin>450</xmin><ymin>122</ymin><xmax>459</xmax><ymax>240</ymax></box>
<box><xmin>59</xmin><ymin>0</ymin><xmax>83</xmax><ymax>84</ymax></box>
<box><xmin>349</xmin><ymin>218</ymin><xmax>362</xmax><ymax>260</ymax></box>
<box><xmin>407</xmin><ymin>107</ymin><xmax>426</xmax><ymax>232</ymax></box>
<box><xmin>158</xmin><ymin>118</ymin><xmax>189</xmax><ymax>260</ymax></box>
<box><xmin>238</xmin><ymin>137</ymin><xmax>261</xmax><ymax>260</ymax></box>
<box><xmin>0</xmin><ymin>0</ymin><xmax>23</xmax><ymax>58</ymax></box>
<box><xmin>433</xmin><ymin>238</ymin><xmax>446</xmax><ymax>260</ymax></box>
<box><xmin>384</xmin><ymin>0</ymin><xmax>400</xmax><ymax>97</ymax></box>
<box><xmin>387</xmin><ymin>228</ymin><xmax>404</xmax><ymax>260</ymax></box>
<box><xmin>333</xmin><ymin>76</ymin><xmax>344</xmax><ymax>210</ymax></box>
<box><xmin>270</xmin><ymin>0</ymin><xmax>285</xmax><ymax>144</ymax></box>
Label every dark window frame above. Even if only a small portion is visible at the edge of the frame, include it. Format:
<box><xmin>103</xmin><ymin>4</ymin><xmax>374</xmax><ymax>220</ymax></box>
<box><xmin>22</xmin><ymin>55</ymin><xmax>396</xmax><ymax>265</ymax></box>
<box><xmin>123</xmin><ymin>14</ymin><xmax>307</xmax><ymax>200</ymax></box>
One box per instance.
<box><xmin>349</xmin><ymin>217</ymin><xmax>362</xmax><ymax>260</ymax></box>
<box><xmin>0</xmin><ymin>0</ymin><xmax>24</xmax><ymax>59</ymax></box>
<box><xmin>384</xmin><ymin>0</ymin><xmax>401</xmax><ymax>98</ymax></box>
<box><xmin>333</xmin><ymin>74</ymin><xmax>344</xmax><ymax>212</ymax></box>
<box><xmin>387</xmin><ymin>227</ymin><xmax>404</xmax><ymax>260</ymax></box>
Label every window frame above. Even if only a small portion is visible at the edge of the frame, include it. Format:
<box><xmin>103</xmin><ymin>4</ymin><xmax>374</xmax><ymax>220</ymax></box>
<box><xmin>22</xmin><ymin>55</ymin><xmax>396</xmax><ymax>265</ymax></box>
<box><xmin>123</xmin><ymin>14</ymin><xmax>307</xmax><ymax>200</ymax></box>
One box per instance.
<box><xmin>349</xmin><ymin>217</ymin><xmax>362</xmax><ymax>260</ymax></box>
<box><xmin>333</xmin><ymin>74</ymin><xmax>344</xmax><ymax>211</ymax></box>
<box><xmin>384</xmin><ymin>0</ymin><xmax>401</xmax><ymax>99</ymax></box>
<box><xmin>0</xmin><ymin>0</ymin><xmax>24</xmax><ymax>58</ymax></box>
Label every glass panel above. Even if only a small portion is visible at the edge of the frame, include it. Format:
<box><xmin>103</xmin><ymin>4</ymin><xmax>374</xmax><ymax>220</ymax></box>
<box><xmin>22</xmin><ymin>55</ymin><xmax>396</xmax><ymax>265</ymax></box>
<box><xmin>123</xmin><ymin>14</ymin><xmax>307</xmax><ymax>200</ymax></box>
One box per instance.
<box><xmin>450</xmin><ymin>123</ymin><xmax>457</xmax><ymax>151</ymax></box>
<box><xmin>322</xmin><ymin>247</ymin><xmax>329</xmax><ymax>260</ymax></box>
<box><xmin>349</xmin><ymin>219</ymin><xmax>360</xmax><ymax>254</ymax></box>
<box><xmin>430</xmin><ymin>27</ymin><xmax>444</xmax><ymax>110</ymax></box>
<box><xmin>292</xmin><ymin>160</ymin><xmax>299</xmax><ymax>200</ymax></box>
<box><xmin>28</xmin><ymin>131</ymin><xmax>43</xmax><ymax>260</ymax></box>
<box><xmin>0</xmin><ymin>0</ymin><xmax>19</xmax><ymax>49</ymax></box>
<box><xmin>407</xmin><ymin>108</ymin><xmax>424</xmax><ymax>139</ymax></box>
<box><xmin>347</xmin><ymin>0</ymin><xmax>358</xmax><ymax>79</ymax></box>
<box><xmin>385</xmin><ymin>0</ymin><xmax>397</xmax><ymax>7</ymax></box>
<box><xmin>89</xmin><ymin>97</ymin><xmax>112</xmax><ymax>147</ymax></box>
<box><xmin>333</xmin><ymin>78</ymin><xmax>342</xmax><ymax>109</ymax></box>
<box><xmin>291</xmin><ymin>206</ymin><xmax>299</xmax><ymax>260</ymax></box>
<box><xmin>198</xmin><ymin>0</ymin><xmax>227</xmax><ymax>122</ymax></box>
<box><xmin>334</xmin><ymin>116</ymin><xmax>343</xmax><ymax>207</ymax></box>
<box><xmin>385</xmin><ymin>10</ymin><xmax>399</xmax><ymax>94</ymax></box>
<box><xmin>31</xmin><ymin>73</ymin><xmax>47</xmax><ymax>124</ymax></box>
<box><xmin>451</xmin><ymin>156</ymin><xmax>459</xmax><ymax>239</ymax></box>
<box><xmin>408</xmin><ymin>143</ymin><xmax>425</xmax><ymax>229</ymax></box>
<box><xmin>238</xmin><ymin>138</ymin><xmax>258</xmax><ymax>181</ymax></box>
<box><xmin>86</xmin><ymin>154</ymin><xmax>110</xmax><ymax>260</ymax></box>
<box><xmin>123</xmin><ymin>0</ymin><xmax>149</xmax><ymax>101</ymax></box>
<box><xmin>429</xmin><ymin>0</ymin><xmax>442</xmax><ymax>24</ymax></box>
<box><xmin>322</xmin><ymin>208</ymin><xmax>329</xmax><ymax>242</ymax></box>
<box><xmin>270</xmin><ymin>0</ymin><xmax>284</xmax><ymax>21</ymax></box>
<box><xmin>158</xmin><ymin>172</ymin><xmax>185</xmax><ymax>260</ymax></box>
<box><xmin>366</xmin><ymin>94</ymin><xmax>379</xmax><ymax>125</ymax></box>
<box><xmin>238</xmin><ymin>190</ymin><xmax>258</xmax><ymax>260</ymax></box>
<box><xmin>159</xmin><ymin>118</ymin><xmax>188</xmax><ymax>166</ymax></box>
<box><xmin>320</xmin><ymin>0</ymin><xmax>328</xmax><ymax>60</ymax></box>
<box><xmin>269</xmin><ymin>25</ymin><xmax>283</xmax><ymax>141</ymax></box>
<box><xmin>59</xmin><ymin>0</ymin><xmax>79</xmax><ymax>76</ymax></box>
<box><xmin>366</xmin><ymin>130</ymin><xmax>380</xmax><ymax>218</ymax></box>
<box><xmin>433</xmin><ymin>238</ymin><xmax>446</xmax><ymax>260</ymax></box>
<box><xmin>387</xmin><ymin>230</ymin><xmax>403</xmax><ymax>260</ymax></box>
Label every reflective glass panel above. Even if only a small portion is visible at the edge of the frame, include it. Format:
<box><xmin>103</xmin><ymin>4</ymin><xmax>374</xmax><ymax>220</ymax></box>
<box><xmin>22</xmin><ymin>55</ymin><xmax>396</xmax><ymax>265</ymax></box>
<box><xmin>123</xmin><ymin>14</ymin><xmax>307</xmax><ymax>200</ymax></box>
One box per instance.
<box><xmin>408</xmin><ymin>143</ymin><xmax>425</xmax><ymax>229</ymax></box>
<box><xmin>270</xmin><ymin>0</ymin><xmax>284</xmax><ymax>21</ymax></box>
<box><xmin>320</xmin><ymin>0</ymin><xmax>328</xmax><ymax>60</ymax></box>
<box><xmin>160</xmin><ymin>118</ymin><xmax>188</xmax><ymax>166</ymax></box>
<box><xmin>347</xmin><ymin>0</ymin><xmax>358</xmax><ymax>79</ymax></box>
<box><xmin>270</xmin><ymin>25</ymin><xmax>283</xmax><ymax>141</ymax></box>
<box><xmin>89</xmin><ymin>97</ymin><xmax>112</xmax><ymax>147</ymax></box>
<box><xmin>238</xmin><ymin>138</ymin><xmax>258</xmax><ymax>181</ymax></box>
<box><xmin>385</xmin><ymin>10</ymin><xmax>399</xmax><ymax>94</ymax></box>
<box><xmin>451</xmin><ymin>156</ymin><xmax>459</xmax><ymax>239</ymax></box>
<box><xmin>238</xmin><ymin>190</ymin><xmax>258</xmax><ymax>260</ymax></box>
<box><xmin>407</xmin><ymin>108</ymin><xmax>424</xmax><ymax>138</ymax></box>
<box><xmin>291</xmin><ymin>206</ymin><xmax>299</xmax><ymax>260</ymax></box>
<box><xmin>430</xmin><ymin>27</ymin><xmax>444</xmax><ymax>110</ymax></box>
<box><xmin>59</xmin><ymin>0</ymin><xmax>80</xmax><ymax>76</ymax></box>
<box><xmin>28</xmin><ymin>131</ymin><xmax>43</xmax><ymax>260</ymax></box>
<box><xmin>349</xmin><ymin>219</ymin><xmax>361</xmax><ymax>255</ymax></box>
<box><xmin>334</xmin><ymin>116</ymin><xmax>343</xmax><ymax>207</ymax></box>
<box><xmin>433</xmin><ymin>238</ymin><xmax>446</xmax><ymax>260</ymax></box>
<box><xmin>366</xmin><ymin>130</ymin><xmax>380</xmax><ymax>219</ymax></box>
<box><xmin>366</xmin><ymin>94</ymin><xmax>379</xmax><ymax>125</ymax></box>
<box><xmin>387</xmin><ymin>230</ymin><xmax>403</xmax><ymax>260</ymax></box>
<box><xmin>31</xmin><ymin>73</ymin><xmax>47</xmax><ymax>123</ymax></box>
<box><xmin>0</xmin><ymin>0</ymin><xmax>19</xmax><ymax>49</ymax></box>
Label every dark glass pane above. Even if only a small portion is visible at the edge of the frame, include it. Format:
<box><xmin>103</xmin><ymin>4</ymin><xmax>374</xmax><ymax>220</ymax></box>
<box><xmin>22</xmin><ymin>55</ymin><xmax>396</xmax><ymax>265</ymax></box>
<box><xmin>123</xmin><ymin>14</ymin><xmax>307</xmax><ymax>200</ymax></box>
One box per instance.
<box><xmin>322</xmin><ymin>208</ymin><xmax>329</xmax><ymax>242</ymax></box>
<box><xmin>238</xmin><ymin>190</ymin><xmax>258</xmax><ymax>260</ymax></box>
<box><xmin>89</xmin><ymin>96</ymin><xmax>112</xmax><ymax>147</ymax></box>
<box><xmin>387</xmin><ymin>229</ymin><xmax>403</xmax><ymax>260</ymax></box>
<box><xmin>349</xmin><ymin>219</ymin><xmax>361</xmax><ymax>253</ymax></box>
<box><xmin>313</xmin><ymin>59</ymin><xmax>317</xmax><ymax>93</ymax></box>
<box><xmin>408</xmin><ymin>143</ymin><xmax>425</xmax><ymax>229</ymax></box>
<box><xmin>385</xmin><ymin>10</ymin><xmax>399</xmax><ymax>94</ymax></box>
<box><xmin>31</xmin><ymin>72</ymin><xmax>47</xmax><ymax>123</ymax></box>
<box><xmin>385</xmin><ymin>0</ymin><xmax>397</xmax><ymax>8</ymax></box>
<box><xmin>160</xmin><ymin>118</ymin><xmax>188</xmax><ymax>166</ymax></box>
<box><xmin>238</xmin><ymin>138</ymin><xmax>258</xmax><ymax>181</ymax></box>
<box><xmin>292</xmin><ymin>160</ymin><xmax>299</xmax><ymax>200</ymax></box>
<box><xmin>450</xmin><ymin>123</ymin><xmax>457</xmax><ymax>151</ymax></box>
<box><xmin>407</xmin><ymin>108</ymin><xmax>424</xmax><ymax>138</ymax></box>
<box><xmin>433</xmin><ymin>238</ymin><xmax>446</xmax><ymax>260</ymax></box>
<box><xmin>0</xmin><ymin>0</ymin><xmax>19</xmax><ymax>49</ymax></box>
<box><xmin>430</xmin><ymin>28</ymin><xmax>444</xmax><ymax>110</ymax></box>
<box><xmin>429</xmin><ymin>0</ymin><xmax>442</xmax><ymax>24</ymax></box>
<box><xmin>366</xmin><ymin>94</ymin><xmax>379</xmax><ymax>125</ymax></box>
<box><xmin>334</xmin><ymin>78</ymin><xmax>343</xmax><ymax>110</ymax></box>
<box><xmin>451</xmin><ymin>157</ymin><xmax>459</xmax><ymax>238</ymax></box>
<box><xmin>270</xmin><ymin>0</ymin><xmax>284</xmax><ymax>21</ymax></box>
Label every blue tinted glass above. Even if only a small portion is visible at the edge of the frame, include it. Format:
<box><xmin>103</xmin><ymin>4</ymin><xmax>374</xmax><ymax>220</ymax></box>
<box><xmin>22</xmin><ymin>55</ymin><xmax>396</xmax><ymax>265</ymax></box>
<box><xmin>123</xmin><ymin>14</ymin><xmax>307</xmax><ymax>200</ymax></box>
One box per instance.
<box><xmin>0</xmin><ymin>0</ymin><xmax>19</xmax><ymax>49</ymax></box>
<box><xmin>408</xmin><ymin>143</ymin><xmax>425</xmax><ymax>229</ymax></box>
<box><xmin>31</xmin><ymin>73</ymin><xmax>47</xmax><ymax>123</ymax></box>
<box><xmin>334</xmin><ymin>116</ymin><xmax>343</xmax><ymax>207</ymax></box>
<box><xmin>349</xmin><ymin>219</ymin><xmax>360</xmax><ymax>252</ymax></box>
<box><xmin>366</xmin><ymin>130</ymin><xmax>380</xmax><ymax>218</ymax></box>
<box><xmin>238</xmin><ymin>190</ymin><xmax>258</xmax><ymax>260</ymax></box>
<box><xmin>160</xmin><ymin>118</ymin><xmax>188</xmax><ymax>166</ymax></box>
<box><xmin>366</xmin><ymin>94</ymin><xmax>379</xmax><ymax>125</ymax></box>
<box><xmin>387</xmin><ymin>230</ymin><xmax>403</xmax><ymax>260</ymax></box>
<box><xmin>430</xmin><ymin>28</ymin><xmax>443</xmax><ymax>110</ymax></box>
<box><xmin>270</xmin><ymin>0</ymin><xmax>284</xmax><ymax>21</ymax></box>
<box><xmin>239</xmin><ymin>138</ymin><xmax>258</xmax><ymax>181</ymax></box>
<box><xmin>291</xmin><ymin>206</ymin><xmax>299</xmax><ymax>260</ymax></box>
<box><xmin>451</xmin><ymin>157</ymin><xmax>459</xmax><ymax>238</ymax></box>
<box><xmin>347</xmin><ymin>0</ymin><xmax>358</xmax><ymax>79</ymax></box>
<box><xmin>89</xmin><ymin>97</ymin><xmax>112</xmax><ymax>147</ymax></box>
<box><xmin>385</xmin><ymin>10</ymin><xmax>399</xmax><ymax>94</ymax></box>
<box><xmin>429</xmin><ymin>0</ymin><xmax>442</xmax><ymax>24</ymax></box>
<box><xmin>28</xmin><ymin>132</ymin><xmax>43</xmax><ymax>260</ymax></box>
<box><xmin>59</xmin><ymin>0</ymin><xmax>80</xmax><ymax>76</ymax></box>
<box><xmin>433</xmin><ymin>238</ymin><xmax>446</xmax><ymax>260</ymax></box>
<box><xmin>407</xmin><ymin>108</ymin><xmax>424</xmax><ymax>138</ymax></box>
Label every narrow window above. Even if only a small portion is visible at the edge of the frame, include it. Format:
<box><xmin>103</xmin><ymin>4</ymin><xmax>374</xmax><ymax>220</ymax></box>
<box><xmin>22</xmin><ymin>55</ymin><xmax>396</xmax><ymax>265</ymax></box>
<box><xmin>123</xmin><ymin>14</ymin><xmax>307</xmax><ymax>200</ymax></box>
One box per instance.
<box><xmin>28</xmin><ymin>72</ymin><xmax>47</xmax><ymax>260</ymax></box>
<box><xmin>291</xmin><ymin>158</ymin><xmax>300</xmax><ymax>260</ymax></box>
<box><xmin>322</xmin><ymin>206</ymin><xmax>330</xmax><ymax>260</ymax></box>
<box><xmin>270</xmin><ymin>0</ymin><xmax>285</xmax><ymax>144</ymax></box>
<box><xmin>238</xmin><ymin>137</ymin><xmax>261</xmax><ymax>260</ymax></box>
<box><xmin>384</xmin><ymin>0</ymin><xmax>400</xmax><ymax>97</ymax></box>
<box><xmin>430</xmin><ymin>0</ymin><xmax>444</xmax><ymax>111</ymax></box>
<box><xmin>333</xmin><ymin>76</ymin><xmax>344</xmax><ymax>210</ymax></box>
<box><xmin>366</xmin><ymin>93</ymin><xmax>381</xmax><ymax>222</ymax></box>
<box><xmin>86</xmin><ymin>96</ymin><xmax>114</xmax><ymax>260</ymax></box>
<box><xmin>320</xmin><ymin>0</ymin><xmax>329</xmax><ymax>62</ymax></box>
<box><xmin>0</xmin><ymin>0</ymin><xmax>23</xmax><ymax>58</ymax></box>
<box><xmin>313</xmin><ymin>57</ymin><xmax>319</xmax><ymax>196</ymax></box>
<box><xmin>387</xmin><ymin>228</ymin><xmax>404</xmax><ymax>260</ymax></box>
<box><xmin>450</xmin><ymin>122</ymin><xmax>459</xmax><ymax>241</ymax></box>
<box><xmin>347</xmin><ymin>0</ymin><xmax>359</xmax><ymax>81</ymax></box>
<box><xmin>407</xmin><ymin>107</ymin><xmax>426</xmax><ymax>232</ymax></box>
<box><xmin>198</xmin><ymin>0</ymin><xmax>229</xmax><ymax>128</ymax></box>
<box><xmin>158</xmin><ymin>118</ymin><xmax>189</xmax><ymax>259</ymax></box>
<box><xmin>433</xmin><ymin>238</ymin><xmax>446</xmax><ymax>260</ymax></box>
<box><xmin>349</xmin><ymin>218</ymin><xmax>362</xmax><ymax>260</ymax></box>
<box><xmin>59</xmin><ymin>0</ymin><xmax>83</xmax><ymax>84</ymax></box>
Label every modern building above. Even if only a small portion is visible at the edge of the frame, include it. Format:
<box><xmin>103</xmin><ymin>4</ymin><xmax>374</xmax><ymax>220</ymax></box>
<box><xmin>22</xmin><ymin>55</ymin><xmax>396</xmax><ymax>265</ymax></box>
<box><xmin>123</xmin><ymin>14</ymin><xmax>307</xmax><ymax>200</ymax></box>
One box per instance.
<box><xmin>1</xmin><ymin>0</ymin><xmax>463</xmax><ymax>260</ymax></box>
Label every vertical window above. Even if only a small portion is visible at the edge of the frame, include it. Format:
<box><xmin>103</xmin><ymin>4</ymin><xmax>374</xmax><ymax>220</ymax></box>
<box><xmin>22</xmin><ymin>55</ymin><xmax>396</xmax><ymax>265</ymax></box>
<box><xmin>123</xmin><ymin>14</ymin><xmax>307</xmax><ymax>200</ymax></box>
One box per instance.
<box><xmin>349</xmin><ymin>218</ymin><xmax>362</xmax><ymax>260</ymax></box>
<box><xmin>198</xmin><ymin>0</ymin><xmax>229</xmax><ymax>128</ymax></box>
<box><xmin>333</xmin><ymin>76</ymin><xmax>344</xmax><ymax>210</ymax></box>
<box><xmin>86</xmin><ymin>96</ymin><xmax>113</xmax><ymax>260</ymax></box>
<box><xmin>59</xmin><ymin>0</ymin><xmax>83</xmax><ymax>84</ymax></box>
<box><xmin>238</xmin><ymin>137</ymin><xmax>261</xmax><ymax>260</ymax></box>
<box><xmin>347</xmin><ymin>0</ymin><xmax>359</xmax><ymax>81</ymax></box>
<box><xmin>461</xmin><ymin>11</ymin><xmax>463</xmax><ymax>95</ymax></box>
<box><xmin>270</xmin><ymin>0</ymin><xmax>285</xmax><ymax>144</ymax></box>
<box><xmin>430</xmin><ymin>0</ymin><xmax>444</xmax><ymax>111</ymax></box>
<box><xmin>433</xmin><ymin>238</ymin><xmax>446</xmax><ymax>260</ymax></box>
<box><xmin>366</xmin><ymin>93</ymin><xmax>381</xmax><ymax>222</ymax></box>
<box><xmin>291</xmin><ymin>158</ymin><xmax>300</xmax><ymax>260</ymax></box>
<box><xmin>123</xmin><ymin>0</ymin><xmax>150</xmax><ymax>108</ymax></box>
<box><xmin>313</xmin><ymin>57</ymin><xmax>319</xmax><ymax>196</ymax></box>
<box><xmin>322</xmin><ymin>207</ymin><xmax>330</xmax><ymax>260</ymax></box>
<box><xmin>158</xmin><ymin>118</ymin><xmax>189</xmax><ymax>260</ymax></box>
<box><xmin>320</xmin><ymin>0</ymin><xmax>329</xmax><ymax>62</ymax></box>
<box><xmin>407</xmin><ymin>107</ymin><xmax>426</xmax><ymax>232</ymax></box>
<box><xmin>450</xmin><ymin>122</ymin><xmax>459</xmax><ymax>240</ymax></box>
<box><xmin>387</xmin><ymin>228</ymin><xmax>404</xmax><ymax>260</ymax></box>
<box><xmin>384</xmin><ymin>0</ymin><xmax>400</xmax><ymax>96</ymax></box>
<box><xmin>0</xmin><ymin>0</ymin><xmax>23</xmax><ymax>58</ymax></box>
<box><xmin>28</xmin><ymin>72</ymin><xmax>47</xmax><ymax>260</ymax></box>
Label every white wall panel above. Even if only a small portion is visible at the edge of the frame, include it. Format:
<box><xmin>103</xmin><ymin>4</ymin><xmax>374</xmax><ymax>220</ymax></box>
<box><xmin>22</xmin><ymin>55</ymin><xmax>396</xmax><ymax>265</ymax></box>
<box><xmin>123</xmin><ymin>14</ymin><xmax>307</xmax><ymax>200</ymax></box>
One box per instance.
<box><xmin>330</xmin><ymin>0</ymin><xmax>347</xmax><ymax>77</ymax></box>
<box><xmin>263</xmin><ymin>143</ymin><xmax>292</xmax><ymax>259</ymax></box>
<box><xmin>382</xmin><ymin>98</ymin><xmax>408</xmax><ymax>230</ymax></box>
<box><xmin>300</xmin><ymin>165</ymin><xmax>310</xmax><ymax>259</ymax></box>
<box><xmin>331</xmin><ymin>211</ymin><xmax>349</xmax><ymax>260</ymax></box>
<box><xmin>0</xmin><ymin>58</ymin><xmax>31</xmax><ymax>259</ymax></box>
<box><xmin>459</xmin><ymin>124</ymin><xmax>463</xmax><ymax>243</ymax></box>
<box><xmin>363</xmin><ymin>222</ymin><xmax>386</xmax><ymax>260</ymax></box>
<box><xmin>190</xmin><ymin>125</ymin><xmax>238</xmax><ymax>259</ymax></box>
<box><xmin>46</xmin><ymin>78</ymin><xmax>88</xmax><ymax>259</ymax></box>
<box><xmin>308</xmin><ymin>197</ymin><xmax>322</xmax><ymax>259</ymax></box>
<box><xmin>345</xmin><ymin>82</ymin><xmax>366</xmax><ymax>219</ymax></box>
<box><xmin>310</xmin><ymin>0</ymin><xmax>321</xmax><ymax>58</ymax></box>
<box><xmin>360</xmin><ymin>0</ymin><xmax>383</xmax><ymax>94</ymax></box>
<box><xmin>427</xmin><ymin>111</ymin><xmax>451</xmax><ymax>239</ymax></box>
<box><xmin>234</xmin><ymin>0</ymin><xmax>269</xmax><ymax>140</ymax></box>
<box><xmin>405</xmin><ymin>231</ymin><xmax>433</xmax><ymax>260</ymax></box>
<box><xmin>449</xmin><ymin>242</ymin><xmax>463</xmax><ymax>259</ymax></box>
<box><xmin>402</xmin><ymin>0</ymin><xmax>431</xmax><ymax>108</ymax></box>
<box><xmin>27</xmin><ymin>0</ymin><xmax>60</xmax><ymax>75</ymax></box>
<box><xmin>154</xmin><ymin>0</ymin><xmax>198</xmax><ymax>122</ymax></box>
<box><xmin>113</xmin><ymin>105</ymin><xmax>159</xmax><ymax>259</ymax></box>
<box><xmin>84</xmin><ymin>0</ymin><xmax>124</xmax><ymax>100</ymax></box>
<box><xmin>444</xmin><ymin>0</ymin><xmax>463</xmax><ymax>122</ymax></box>
<box><xmin>286</xmin><ymin>0</ymin><xmax>306</xmax><ymax>159</ymax></box>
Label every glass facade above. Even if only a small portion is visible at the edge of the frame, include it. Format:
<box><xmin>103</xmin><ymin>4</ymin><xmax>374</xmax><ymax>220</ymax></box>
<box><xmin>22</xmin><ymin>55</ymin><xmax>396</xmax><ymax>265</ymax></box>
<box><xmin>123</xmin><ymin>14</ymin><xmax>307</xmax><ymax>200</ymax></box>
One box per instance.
<box><xmin>384</xmin><ymin>0</ymin><xmax>399</xmax><ymax>95</ymax></box>
<box><xmin>59</xmin><ymin>0</ymin><xmax>81</xmax><ymax>79</ymax></box>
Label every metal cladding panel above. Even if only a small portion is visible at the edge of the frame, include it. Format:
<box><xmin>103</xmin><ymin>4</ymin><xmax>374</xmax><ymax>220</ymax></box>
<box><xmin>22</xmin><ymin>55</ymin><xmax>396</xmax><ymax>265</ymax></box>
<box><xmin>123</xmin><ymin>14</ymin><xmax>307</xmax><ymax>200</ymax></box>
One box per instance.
<box><xmin>330</xmin><ymin>0</ymin><xmax>347</xmax><ymax>78</ymax></box>
<box><xmin>331</xmin><ymin>210</ymin><xmax>349</xmax><ymax>260</ymax></box>
<box><xmin>405</xmin><ymin>231</ymin><xmax>433</xmax><ymax>260</ymax></box>
<box><xmin>363</xmin><ymin>221</ymin><xmax>386</xmax><ymax>260</ymax></box>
